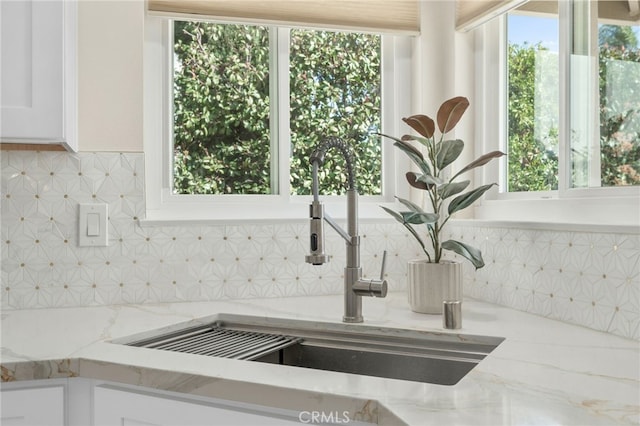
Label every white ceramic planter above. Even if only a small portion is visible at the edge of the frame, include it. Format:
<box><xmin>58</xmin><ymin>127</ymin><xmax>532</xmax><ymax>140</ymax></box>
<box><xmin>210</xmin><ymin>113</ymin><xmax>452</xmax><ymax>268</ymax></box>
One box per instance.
<box><xmin>406</xmin><ymin>259</ymin><xmax>462</xmax><ymax>314</ymax></box>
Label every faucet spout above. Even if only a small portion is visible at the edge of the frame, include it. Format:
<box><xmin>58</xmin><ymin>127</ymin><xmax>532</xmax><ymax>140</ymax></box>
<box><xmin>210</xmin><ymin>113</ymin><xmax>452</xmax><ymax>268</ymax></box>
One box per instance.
<box><xmin>305</xmin><ymin>137</ymin><xmax>388</xmax><ymax>323</ymax></box>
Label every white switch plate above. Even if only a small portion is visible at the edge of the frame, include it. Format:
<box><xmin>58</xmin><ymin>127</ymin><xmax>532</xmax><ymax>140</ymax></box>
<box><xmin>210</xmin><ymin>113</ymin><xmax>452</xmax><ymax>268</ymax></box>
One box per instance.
<box><xmin>78</xmin><ymin>204</ymin><xmax>108</xmax><ymax>247</ymax></box>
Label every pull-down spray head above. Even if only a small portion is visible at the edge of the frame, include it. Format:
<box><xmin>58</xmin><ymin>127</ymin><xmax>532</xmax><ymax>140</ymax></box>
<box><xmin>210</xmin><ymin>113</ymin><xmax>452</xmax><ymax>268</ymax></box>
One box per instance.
<box><xmin>305</xmin><ymin>198</ymin><xmax>329</xmax><ymax>265</ymax></box>
<box><xmin>305</xmin><ymin>151</ymin><xmax>329</xmax><ymax>265</ymax></box>
<box><xmin>304</xmin><ymin>138</ymin><xmax>355</xmax><ymax>266</ymax></box>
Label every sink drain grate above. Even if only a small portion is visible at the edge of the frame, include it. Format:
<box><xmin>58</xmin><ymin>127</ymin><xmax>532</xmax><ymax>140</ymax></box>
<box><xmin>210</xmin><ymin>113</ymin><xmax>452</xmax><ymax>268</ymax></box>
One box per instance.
<box><xmin>126</xmin><ymin>325</ymin><xmax>302</xmax><ymax>361</ymax></box>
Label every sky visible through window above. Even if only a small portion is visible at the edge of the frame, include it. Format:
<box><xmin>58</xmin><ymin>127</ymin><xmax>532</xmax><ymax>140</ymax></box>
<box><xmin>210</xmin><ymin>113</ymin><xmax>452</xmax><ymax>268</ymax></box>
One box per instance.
<box><xmin>509</xmin><ymin>14</ymin><xmax>640</xmax><ymax>49</ymax></box>
<box><xmin>508</xmin><ymin>15</ymin><xmax>559</xmax><ymax>51</ymax></box>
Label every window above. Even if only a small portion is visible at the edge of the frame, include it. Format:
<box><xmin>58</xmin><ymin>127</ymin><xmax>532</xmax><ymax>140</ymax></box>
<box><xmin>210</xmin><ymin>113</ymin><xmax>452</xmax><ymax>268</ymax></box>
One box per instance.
<box><xmin>506</xmin><ymin>12</ymin><xmax>560</xmax><ymax>192</ymax></box>
<box><xmin>172</xmin><ymin>22</ymin><xmax>272</xmax><ymax>195</ymax></box>
<box><xmin>171</xmin><ymin>21</ymin><xmax>383</xmax><ymax>197</ymax></box>
<box><xmin>571</xmin><ymin>4</ymin><xmax>640</xmax><ymax>188</ymax></box>
<box><xmin>475</xmin><ymin>0</ymin><xmax>639</xmax><ymax>225</ymax></box>
<box><xmin>143</xmin><ymin>17</ymin><xmax>411</xmax><ymax>222</ymax></box>
<box><xmin>289</xmin><ymin>28</ymin><xmax>382</xmax><ymax>196</ymax></box>
<box><xmin>506</xmin><ymin>1</ymin><xmax>639</xmax><ymax>193</ymax></box>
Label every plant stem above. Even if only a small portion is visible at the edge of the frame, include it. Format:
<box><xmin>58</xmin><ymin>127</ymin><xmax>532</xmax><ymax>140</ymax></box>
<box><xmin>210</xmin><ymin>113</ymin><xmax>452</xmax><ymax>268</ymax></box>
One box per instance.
<box><xmin>405</xmin><ymin>223</ymin><xmax>431</xmax><ymax>262</ymax></box>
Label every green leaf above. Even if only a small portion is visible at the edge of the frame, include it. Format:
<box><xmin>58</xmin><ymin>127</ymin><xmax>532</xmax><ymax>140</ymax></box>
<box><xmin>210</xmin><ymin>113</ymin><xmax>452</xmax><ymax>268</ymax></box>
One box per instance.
<box><xmin>447</xmin><ymin>183</ymin><xmax>497</xmax><ymax>215</ymax></box>
<box><xmin>401</xmin><ymin>134</ymin><xmax>432</xmax><ymax>149</ymax></box>
<box><xmin>438</xmin><ymin>180</ymin><xmax>470</xmax><ymax>199</ymax></box>
<box><xmin>451</xmin><ymin>151</ymin><xmax>506</xmax><ymax>180</ymax></box>
<box><xmin>436</xmin><ymin>96</ymin><xmax>469</xmax><ymax>133</ymax></box>
<box><xmin>400</xmin><ymin>211</ymin><xmax>438</xmax><ymax>225</ymax></box>
<box><xmin>393</xmin><ymin>142</ymin><xmax>431</xmax><ymax>176</ymax></box>
<box><xmin>436</xmin><ymin>139</ymin><xmax>464</xmax><ymax>170</ymax></box>
<box><xmin>382</xmin><ymin>206</ymin><xmax>431</xmax><ymax>261</ymax></box>
<box><xmin>380</xmin><ymin>206</ymin><xmax>404</xmax><ymax>224</ymax></box>
<box><xmin>396</xmin><ymin>196</ymin><xmax>423</xmax><ymax>213</ymax></box>
<box><xmin>411</xmin><ymin>172</ymin><xmax>442</xmax><ymax>187</ymax></box>
<box><xmin>441</xmin><ymin>240</ymin><xmax>485</xmax><ymax>269</ymax></box>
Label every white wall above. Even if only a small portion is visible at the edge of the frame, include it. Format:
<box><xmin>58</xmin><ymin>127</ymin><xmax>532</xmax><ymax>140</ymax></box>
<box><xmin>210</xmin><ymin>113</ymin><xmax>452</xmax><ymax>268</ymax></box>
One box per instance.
<box><xmin>74</xmin><ymin>1</ymin><xmax>472</xmax><ymax>156</ymax></box>
<box><xmin>78</xmin><ymin>0</ymin><xmax>143</xmax><ymax>152</ymax></box>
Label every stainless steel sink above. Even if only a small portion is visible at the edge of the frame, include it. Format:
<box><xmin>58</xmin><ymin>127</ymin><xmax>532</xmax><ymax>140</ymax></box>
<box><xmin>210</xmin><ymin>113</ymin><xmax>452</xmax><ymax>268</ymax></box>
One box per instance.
<box><xmin>113</xmin><ymin>314</ymin><xmax>504</xmax><ymax>386</ymax></box>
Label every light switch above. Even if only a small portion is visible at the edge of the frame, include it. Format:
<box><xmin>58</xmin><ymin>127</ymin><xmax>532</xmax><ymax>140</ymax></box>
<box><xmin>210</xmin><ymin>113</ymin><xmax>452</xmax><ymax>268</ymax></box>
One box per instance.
<box><xmin>79</xmin><ymin>204</ymin><xmax>108</xmax><ymax>247</ymax></box>
<box><xmin>87</xmin><ymin>213</ymin><xmax>100</xmax><ymax>236</ymax></box>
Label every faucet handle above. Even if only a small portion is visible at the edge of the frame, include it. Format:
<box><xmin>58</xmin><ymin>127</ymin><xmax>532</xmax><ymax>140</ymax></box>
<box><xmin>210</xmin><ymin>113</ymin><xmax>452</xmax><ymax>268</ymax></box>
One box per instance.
<box><xmin>353</xmin><ymin>277</ymin><xmax>387</xmax><ymax>298</ymax></box>
<box><xmin>352</xmin><ymin>250</ymin><xmax>389</xmax><ymax>297</ymax></box>
<box><xmin>379</xmin><ymin>250</ymin><xmax>387</xmax><ymax>281</ymax></box>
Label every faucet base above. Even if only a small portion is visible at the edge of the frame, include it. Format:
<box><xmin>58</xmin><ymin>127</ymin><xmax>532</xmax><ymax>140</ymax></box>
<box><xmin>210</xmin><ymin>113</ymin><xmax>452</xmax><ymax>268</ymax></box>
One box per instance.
<box><xmin>342</xmin><ymin>315</ymin><xmax>363</xmax><ymax>323</ymax></box>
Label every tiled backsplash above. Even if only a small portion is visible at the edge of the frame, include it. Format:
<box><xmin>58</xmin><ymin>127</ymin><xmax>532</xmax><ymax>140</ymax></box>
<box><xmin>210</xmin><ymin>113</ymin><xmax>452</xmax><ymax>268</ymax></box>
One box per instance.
<box><xmin>1</xmin><ymin>151</ymin><xmax>638</xmax><ymax>340</ymax></box>
<box><xmin>0</xmin><ymin>151</ymin><xmax>414</xmax><ymax>308</ymax></box>
<box><xmin>451</xmin><ymin>224</ymin><xmax>639</xmax><ymax>340</ymax></box>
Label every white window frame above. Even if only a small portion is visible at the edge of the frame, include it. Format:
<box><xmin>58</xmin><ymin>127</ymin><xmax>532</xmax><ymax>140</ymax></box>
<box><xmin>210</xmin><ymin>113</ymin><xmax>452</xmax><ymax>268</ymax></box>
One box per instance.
<box><xmin>473</xmin><ymin>3</ymin><xmax>640</xmax><ymax>229</ymax></box>
<box><xmin>142</xmin><ymin>16</ymin><xmax>412</xmax><ymax>225</ymax></box>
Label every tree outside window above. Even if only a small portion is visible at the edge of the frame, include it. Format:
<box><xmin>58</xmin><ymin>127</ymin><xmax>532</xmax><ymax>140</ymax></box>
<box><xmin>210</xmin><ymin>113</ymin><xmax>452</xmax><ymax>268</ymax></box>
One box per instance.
<box><xmin>507</xmin><ymin>11</ymin><xmax>639</xmax><ymax>191</ymax></box>
<box><xmin>172</xmin><ymin>21</ymin><xmax>382</xmax><ymax>196</ymax></box>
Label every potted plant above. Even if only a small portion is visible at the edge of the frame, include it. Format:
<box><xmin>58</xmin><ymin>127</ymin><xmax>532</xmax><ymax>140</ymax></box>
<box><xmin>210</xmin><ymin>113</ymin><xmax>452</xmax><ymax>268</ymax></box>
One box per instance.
<box><xmin>379</xmin><ymin>96</ymin><xmax>505</xmax><ymax>314</ymax></box>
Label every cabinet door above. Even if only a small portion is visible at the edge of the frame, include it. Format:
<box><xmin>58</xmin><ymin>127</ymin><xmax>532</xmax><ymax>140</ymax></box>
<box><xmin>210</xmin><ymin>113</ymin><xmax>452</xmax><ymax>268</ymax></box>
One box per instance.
<box><xmin>0</xmin><ymin>385</ymin><xmax>65</xmax><ymax>426</ymax></box>
<box><xmin>1</xmin><ymin>0</ymin><xmax>76</xmax><ymax>149</ymax></box>
<box><xmin>93</xmin><ymin>385</ymin><xmax>302</xmax><ymax>426</ymax></box>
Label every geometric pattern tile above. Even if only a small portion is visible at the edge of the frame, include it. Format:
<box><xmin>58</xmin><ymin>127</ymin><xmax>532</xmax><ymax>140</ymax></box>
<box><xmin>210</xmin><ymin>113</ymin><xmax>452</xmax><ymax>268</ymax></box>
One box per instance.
<box><xmin>445</xmin><ymin>224</ymin><xmax>640</xmax><ymax>341</ymax></box>
<box><xmin>1</xmin><ymin>151</ymin><xmax>638</xmax><ymax>341</ymax></box>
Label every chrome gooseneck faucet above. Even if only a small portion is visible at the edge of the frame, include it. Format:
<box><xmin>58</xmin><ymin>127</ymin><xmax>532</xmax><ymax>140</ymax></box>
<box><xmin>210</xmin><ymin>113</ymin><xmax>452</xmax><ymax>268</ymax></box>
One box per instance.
<box><xmin>305</xmin><ymin>137</ymin><xmax>387</xmax><ymax>323</ymax></box>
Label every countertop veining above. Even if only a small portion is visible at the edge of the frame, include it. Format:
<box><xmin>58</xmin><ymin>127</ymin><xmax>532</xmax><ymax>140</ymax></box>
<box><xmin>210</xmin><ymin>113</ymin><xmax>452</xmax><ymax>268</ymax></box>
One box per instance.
<box><xmin>1</xmin><ymin>293</ymin><xmax>638</xmax><ymax>425</ymax></box>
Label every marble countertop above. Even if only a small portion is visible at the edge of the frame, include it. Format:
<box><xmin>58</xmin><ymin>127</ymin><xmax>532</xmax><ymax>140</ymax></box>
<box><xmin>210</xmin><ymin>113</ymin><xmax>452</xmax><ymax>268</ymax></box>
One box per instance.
<box><xmin>1</xmin><ymin>293</ymin><xmax>638</xmax><ymax>425</ymax></box>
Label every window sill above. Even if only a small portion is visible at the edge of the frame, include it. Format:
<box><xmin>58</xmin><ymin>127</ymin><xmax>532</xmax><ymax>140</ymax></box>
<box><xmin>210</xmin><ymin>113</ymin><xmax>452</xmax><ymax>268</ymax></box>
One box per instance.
<box><xmin>471</xmin><ymin>195</ymin><xmax>640</xmax><ymax>234</ymax></box>
<box><xmin>140</xmin><ymin>199</ymin><xmax>399</xmax><ymax>227</ymax></box>
<box><xmin>451</xmin><ymin>218</ymin><xmax>639</xmax><ymax>235</ymax></box>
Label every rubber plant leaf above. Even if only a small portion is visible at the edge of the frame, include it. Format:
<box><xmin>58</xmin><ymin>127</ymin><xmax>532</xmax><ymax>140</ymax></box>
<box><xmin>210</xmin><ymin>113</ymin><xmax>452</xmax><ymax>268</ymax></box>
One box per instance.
<box><xmin>438</xmin><ymin>180</ymin><xmax>470</xmax><ymax>200</ymax></box>
<box><xmin>406</xmin><ymin>172</ymin><xmax>429</xmax><ymax>190</ymax></box>
<box><xmin>400</xmin><ymin>211</ymin><xmax>438</xmax><ymax>225</ymax></box>
<box><xmin>403</xmin><ymin>114</ymin><xmax>435</xmax><ymax>139</ymax></box>
<box><xmin>436</xmin><ymin>96</ymin><xmax>469</xmax><ymax>134</ymax></box>
<box><xmin>396</xmin><ymin>196</ymin><xmax>423</xmax><ymax>213</ymax></box>
<box><xmin>441</xmin><ymin>239</ymin><xmax>485</xmax><ymax>269</ymax></box>
<box><xmin>381</xmin><ymin>206</ymin><xmax>429</xmax><ymax>258</ymax></box>
<box><xmin>413</xmin><ymin>172</ymin><xmax>442</xmax><ymax>187</ymax></box>
<box><xmin>386</xmin><ymin>140</ymin><xmax>431</xmax><ymax>175</ymax></box>
<box><xmin>380</xmin><ymin>206</ymin><xmax>404</xmax><ymax>223</ymax></box>
<box><xmin>405</xmin><ymin>172</ymin><xmax>431</xmax><ymax>191</ymax></box>
<box><xmin>448</xmin><ymin>183</ymin><xmax>497</xmax><ymax>215</ymax></box>
<box><xmin>397</xmin><ymin>197</ymin><xmax>438</xmax><ymax>229</ymax></box>
<box><xmin>436</xmin><ymin>139</ymin><xmax>465</xmax><ymax>170</ymax></box>
<box><xmin>451</xmin><ymin>150</ymin><xmax>506</xmax><ymax>180</ymax></box>
<box><xmin>378</xmin><ymin>133</ymin><xmax>424</xmax><ymax>161</ymax></box>
<box><xmin>402</xmin><ymin>134</ymin><xmax>431</xmax><ymax>149</ymax></box>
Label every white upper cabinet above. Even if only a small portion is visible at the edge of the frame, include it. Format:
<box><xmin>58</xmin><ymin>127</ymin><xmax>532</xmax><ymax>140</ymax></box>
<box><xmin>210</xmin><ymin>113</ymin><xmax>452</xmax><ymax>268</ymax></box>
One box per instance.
<box><xmin>1</xmin><ymin>0</ymin><xmax>77</xmax><ymax>151</ymax></box>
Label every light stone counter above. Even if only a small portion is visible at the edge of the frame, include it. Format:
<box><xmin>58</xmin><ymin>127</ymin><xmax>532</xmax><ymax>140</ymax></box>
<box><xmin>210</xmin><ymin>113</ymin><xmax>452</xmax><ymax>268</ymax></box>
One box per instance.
<box><xmin>1</xmin><ymin>293</ymin><xmax>638</xmax><ymax>425</ymax></box>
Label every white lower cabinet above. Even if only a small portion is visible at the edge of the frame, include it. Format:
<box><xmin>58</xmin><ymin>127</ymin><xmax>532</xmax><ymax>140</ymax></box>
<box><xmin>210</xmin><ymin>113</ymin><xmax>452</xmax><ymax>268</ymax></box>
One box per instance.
<box><xmin>2</xmin><ymin>379</ymin><xmax>303</xmax><ymax>426</ymax></box>
<box><xmin>93</xmin><ymin>384</ymin><xmax>301</xmax><ymax>426</ymax></box>
<box><xmin>0</xmin><ymin>383</ymin><xmax>65</xmax><ymax>426</ymax></box>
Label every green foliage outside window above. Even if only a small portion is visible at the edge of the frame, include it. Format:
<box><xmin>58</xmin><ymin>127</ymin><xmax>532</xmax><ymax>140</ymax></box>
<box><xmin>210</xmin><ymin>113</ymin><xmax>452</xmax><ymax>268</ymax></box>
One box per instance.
<box><xmin>507</xmin><ymin>43</ymin><xmax>559</xmax><ymax>192</ymax></box>
<box><xmin>598</xmin><ymin>32</ymin><xmax>640</xmax><ymax>186</ymax></box>
<box><xmin>173</xmin><ymin>22</ymin><xmax>271</xmax><ymax>195</ymax></box>
<box><xmin>289</xmin><ymin>29</ymin><xmax>381</xmax><ymax>196</ymax></box>
<box><xmin>507</xmin><ymin>25</ymin><xmax>640</xmax><ymax>191</ymax></box>
<box><xmin>172</xmin><ymin>21</ymin><xmax>381</xmax><ymax>196</ymax></box>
